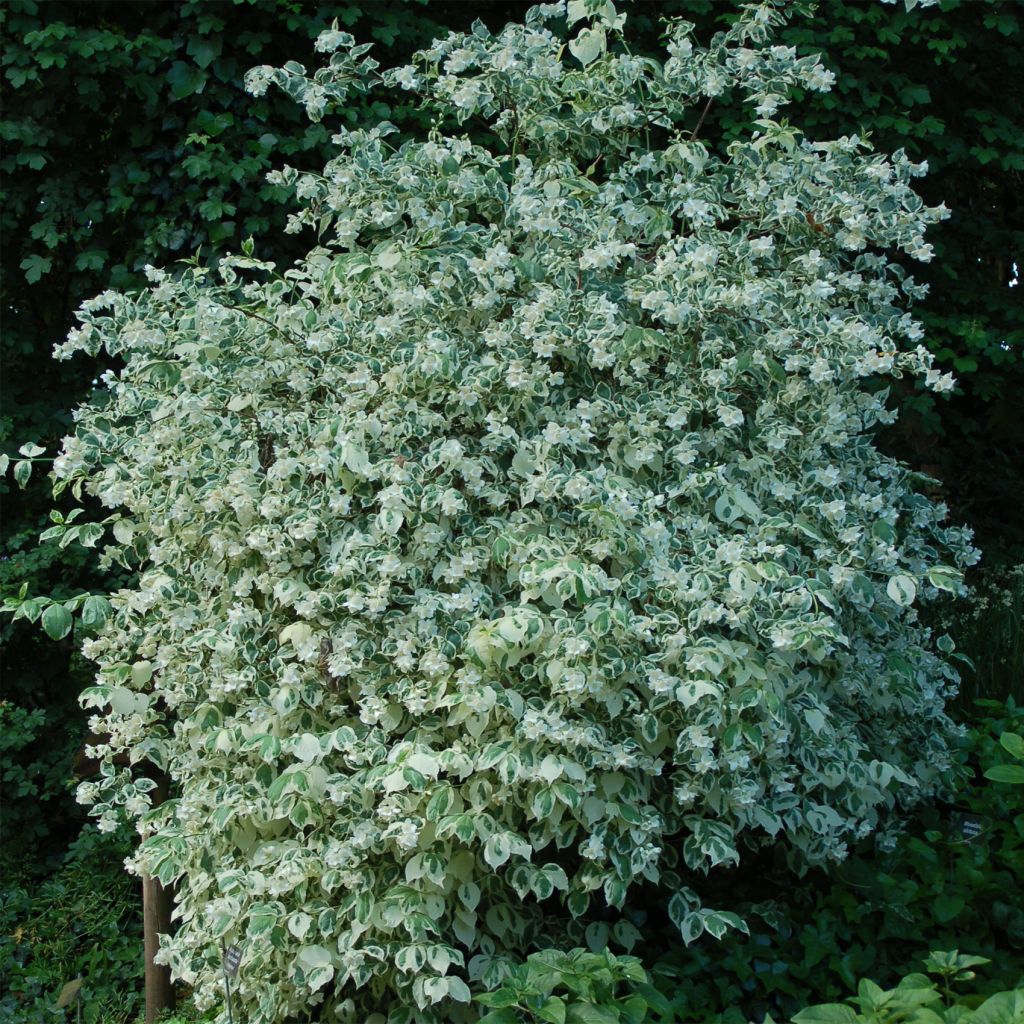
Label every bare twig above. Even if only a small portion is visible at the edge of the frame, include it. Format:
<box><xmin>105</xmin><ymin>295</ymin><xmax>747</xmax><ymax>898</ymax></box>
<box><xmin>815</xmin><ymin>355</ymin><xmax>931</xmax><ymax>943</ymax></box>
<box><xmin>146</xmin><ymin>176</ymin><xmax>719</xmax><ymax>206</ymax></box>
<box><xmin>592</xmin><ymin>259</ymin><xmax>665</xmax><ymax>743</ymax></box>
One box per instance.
<box><xmin>691</xmin><ymin>97</ymin><xmax>714</xmax><ymax>142</ymax></box>
<box><xmin>218</xmin><ymin>302</ymin><xmax>303</xmax><ymax>347</ymax></box>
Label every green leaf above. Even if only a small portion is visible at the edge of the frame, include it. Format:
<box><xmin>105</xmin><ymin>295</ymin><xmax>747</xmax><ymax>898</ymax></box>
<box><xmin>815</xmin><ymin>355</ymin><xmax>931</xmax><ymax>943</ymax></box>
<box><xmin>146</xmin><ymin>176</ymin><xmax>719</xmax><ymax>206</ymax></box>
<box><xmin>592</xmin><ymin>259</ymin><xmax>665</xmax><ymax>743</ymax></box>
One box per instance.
<box><xmin>187</xmin><ymin>35</ymin><xmax>222</xmax><ymax>70</ymax></box>
<box><xmin>167</xmin><ymin>60</ymin><xmax>207</xmax><ymax>98</ymax></box>
<box><xmin>74</xmin><ymin>250</ymin><xmax>107</xmax><ymax>272</ymax></box>
<box><xmin>925</xmin><ymin>952</ymin><xmax>990</xmax><ymax>974</ymax></box>
<box><xmin>998</xmin><ymin>731</ymin><xmax>1024</xmax><ymax>759</ymax></box>
<box><xmin>932</xmin><ymin>893</ymin><xmax>965</xmax><ymax>923</ymax></box>
<box><xmin>620</xmin><ymin>994</ymin><xmax>648</xmax><ymax>1024</ymax></box>
<box><xmin>41</xmin><ymin>603</ymin><xmax>73</xmax><ymax>641</ymax></box>
<box><xmin>538</xmin><ymin>997</ymin><xmax>567</xmax><ymax>1024</ymax></box>
<box><xmin>566</xmin><ymin>1004</ymin><xmax>619</xmax><ymax>1024</ymax></box>
<box><xmin>478</xmin><ymin>1011</ymin><xmax>521</xmax><ymax>1024</ymax></box>
<box><xmin>969</xmin><ymin>989</ymin><xmax>1024</xmax><ymax>1024</ymax></box>
<box><xmin>792</xmin><ymin>1005</ymin><xmax>859</xmax><ymax>1024</ymax></box>
<box><xmin>984</xmin><ymin>764</ymin><xmax>1024</xmax><ymax>784</ymax></box>
<box><xmin>20</xmin><ymin>254</ymin><xmax>52</xmax><ymax>283</ymax></box>
<box><xmin>477</xmin><ymin>988</ymin><xmax>518</xmax><ymax>1010</ymax></box>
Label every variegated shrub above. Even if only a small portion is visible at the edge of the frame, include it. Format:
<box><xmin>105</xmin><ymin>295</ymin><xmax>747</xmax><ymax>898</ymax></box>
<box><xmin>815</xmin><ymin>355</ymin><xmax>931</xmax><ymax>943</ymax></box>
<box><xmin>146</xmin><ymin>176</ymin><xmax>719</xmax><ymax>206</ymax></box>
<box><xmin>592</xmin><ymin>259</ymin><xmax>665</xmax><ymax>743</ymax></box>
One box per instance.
<box><xmin>51</xmin><ymin>1</ymin><xmax>976</xmax><ymax>1020</ymax></box>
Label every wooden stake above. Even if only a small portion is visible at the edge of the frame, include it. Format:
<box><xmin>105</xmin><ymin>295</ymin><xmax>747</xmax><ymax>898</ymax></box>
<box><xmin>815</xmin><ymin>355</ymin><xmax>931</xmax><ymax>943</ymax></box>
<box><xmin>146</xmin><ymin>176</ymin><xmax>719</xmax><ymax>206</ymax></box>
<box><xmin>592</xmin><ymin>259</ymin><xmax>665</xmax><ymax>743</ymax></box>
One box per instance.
<box><xmin>143</xmin><ymin>775</ymin><xmax>175</xmax><ymax>1024</ymax></box>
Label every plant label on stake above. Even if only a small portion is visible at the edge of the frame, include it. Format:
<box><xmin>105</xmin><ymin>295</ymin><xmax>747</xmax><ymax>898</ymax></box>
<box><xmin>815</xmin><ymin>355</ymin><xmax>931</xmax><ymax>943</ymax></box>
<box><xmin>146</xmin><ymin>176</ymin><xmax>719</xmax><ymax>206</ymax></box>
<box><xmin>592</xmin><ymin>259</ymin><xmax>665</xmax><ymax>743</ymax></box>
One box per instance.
<box><xmin>221</xmin><ymin>940</ymin><xmax>243</xmax><ymax>1024</ymax></box>
<box><xmin>223</xmin><ymin>943</ymin><xmax>243</xmax><ymax>978</ymax></box>
<box><xmin>950</xmin><ymin>811</ymin><xmax>985</xmax><ymax>843</ymax></box>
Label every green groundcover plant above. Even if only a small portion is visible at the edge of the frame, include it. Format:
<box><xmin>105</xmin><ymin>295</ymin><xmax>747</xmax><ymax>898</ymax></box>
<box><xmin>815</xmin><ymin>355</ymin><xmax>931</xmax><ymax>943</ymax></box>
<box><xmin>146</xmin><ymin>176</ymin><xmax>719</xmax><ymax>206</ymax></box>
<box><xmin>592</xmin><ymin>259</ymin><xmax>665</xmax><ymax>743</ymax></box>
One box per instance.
<box><xmin>472</xmin><ymin>948</ymin><xmax>1023</xmax><ymax>1024</ymax></box>
<box><xmin>7</xmin><ymin>0</ymin><xmax>981</xmax><ymax>1020</ymax></box>
<box><xmin>0</xmin><ymin>825</ymin><xmax>143</xmax><ymax>1024</ymax></box>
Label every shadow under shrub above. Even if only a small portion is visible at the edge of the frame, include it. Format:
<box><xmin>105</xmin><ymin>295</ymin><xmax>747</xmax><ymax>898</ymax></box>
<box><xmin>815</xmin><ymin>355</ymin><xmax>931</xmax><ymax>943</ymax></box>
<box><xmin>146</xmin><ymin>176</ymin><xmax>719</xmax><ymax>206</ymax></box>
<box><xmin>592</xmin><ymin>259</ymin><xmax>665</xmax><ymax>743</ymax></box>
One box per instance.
<box><xmin>933</xmin><ymin>556</ymin><xmax>1024</xmax><ymax>709</ymax></box>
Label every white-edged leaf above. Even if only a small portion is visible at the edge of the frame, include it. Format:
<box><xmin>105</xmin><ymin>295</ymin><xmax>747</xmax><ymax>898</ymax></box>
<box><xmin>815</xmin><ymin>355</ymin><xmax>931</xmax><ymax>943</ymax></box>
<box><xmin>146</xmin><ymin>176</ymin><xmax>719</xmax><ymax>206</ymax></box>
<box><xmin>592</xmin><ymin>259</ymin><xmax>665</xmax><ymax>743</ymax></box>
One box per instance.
<box><xmin>568</xmin><ymin>26</ymin><xmax>606</xmax><ymax>66</ymax></box>
<box><xmin>925</xmin><ymin>565</ymin><xmax>962</xmax><ymax>593</ymax></box>
<box><xmin>41</xmin><ymin>603</ymin><xmax>73</xmax><ymax>640</ymax></box>
<box><xmin>293</xmin><ymin>733</ymin><xmax>322</xmax><ymax>762</ymax></box>
<box><xmin>886</xmin><ymin>574</ymin><xmax>917</xmax><ymax>607</ymax></box>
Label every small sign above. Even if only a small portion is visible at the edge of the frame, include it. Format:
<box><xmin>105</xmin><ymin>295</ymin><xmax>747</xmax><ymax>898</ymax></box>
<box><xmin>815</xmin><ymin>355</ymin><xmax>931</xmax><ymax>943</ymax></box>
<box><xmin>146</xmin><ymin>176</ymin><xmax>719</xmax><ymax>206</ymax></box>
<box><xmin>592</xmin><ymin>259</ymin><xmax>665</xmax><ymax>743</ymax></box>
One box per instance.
<box><xmin>950</xmin><ymin>811</ymin><xmax>985</xmax><ymax>842</ymax></box>
<box><xmin>55</xmin><ymin>978</ymin><xmax>83</xmax><ymax>1009</ymax></box>
<box><xmin>223</xmin><ymin>943</ymin><xmax>244</xmax><ymax>978</ymax></box>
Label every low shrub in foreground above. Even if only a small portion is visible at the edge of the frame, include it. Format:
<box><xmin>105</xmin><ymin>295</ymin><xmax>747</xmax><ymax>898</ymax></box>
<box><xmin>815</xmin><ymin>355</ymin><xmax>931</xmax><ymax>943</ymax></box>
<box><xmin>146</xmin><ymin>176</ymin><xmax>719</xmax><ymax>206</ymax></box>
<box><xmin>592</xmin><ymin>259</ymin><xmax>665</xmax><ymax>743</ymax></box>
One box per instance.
<box><xmin>57</xmin><ymin>949</ymin><xmax>1024</xmax><ymax>1024</ymax></box>
<box><xmin>475</xmin><ymin>949</ymin><xmax>1021</xmax><ymax>1024</ymax></box>
<box><xmin>477</xmin><ymin>949</ymin><xmax>673</xmax><ymax>1024</ymax></box>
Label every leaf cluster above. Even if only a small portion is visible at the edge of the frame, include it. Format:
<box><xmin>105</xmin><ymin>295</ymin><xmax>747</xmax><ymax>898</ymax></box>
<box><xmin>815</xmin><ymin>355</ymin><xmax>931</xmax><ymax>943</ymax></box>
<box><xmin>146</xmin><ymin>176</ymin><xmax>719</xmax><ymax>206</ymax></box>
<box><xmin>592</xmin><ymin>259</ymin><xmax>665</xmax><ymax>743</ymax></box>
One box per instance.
<box><xmin>647</xmin><ymin>701</ymin><xmax>1024</xmax><ymax>1021</ymax></box>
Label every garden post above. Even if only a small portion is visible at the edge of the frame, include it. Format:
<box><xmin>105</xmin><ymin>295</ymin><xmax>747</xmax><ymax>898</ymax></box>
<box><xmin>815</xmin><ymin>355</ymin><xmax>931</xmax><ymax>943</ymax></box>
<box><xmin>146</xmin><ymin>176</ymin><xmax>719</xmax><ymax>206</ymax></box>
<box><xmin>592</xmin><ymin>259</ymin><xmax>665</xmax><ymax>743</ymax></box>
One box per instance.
<box><xmin>143</xmin><ymin>773</ymin><xmax>174</xmax><ymax>1023</ymax></box>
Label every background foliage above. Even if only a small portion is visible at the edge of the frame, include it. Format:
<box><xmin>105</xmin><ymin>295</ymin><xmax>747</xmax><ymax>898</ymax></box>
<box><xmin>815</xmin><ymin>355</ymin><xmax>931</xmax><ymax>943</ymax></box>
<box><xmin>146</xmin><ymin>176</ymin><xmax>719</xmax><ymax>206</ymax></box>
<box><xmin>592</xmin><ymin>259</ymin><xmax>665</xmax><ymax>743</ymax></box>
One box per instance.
<box><xmin>0</xmin><ymin>0</ymin><xmax>1020</xmax><ymax>1019</ymax></box>
<box><xmin>0</xmin><ymin>825</ymin><xmax>142</xmax><ymax>1024</ymax></box>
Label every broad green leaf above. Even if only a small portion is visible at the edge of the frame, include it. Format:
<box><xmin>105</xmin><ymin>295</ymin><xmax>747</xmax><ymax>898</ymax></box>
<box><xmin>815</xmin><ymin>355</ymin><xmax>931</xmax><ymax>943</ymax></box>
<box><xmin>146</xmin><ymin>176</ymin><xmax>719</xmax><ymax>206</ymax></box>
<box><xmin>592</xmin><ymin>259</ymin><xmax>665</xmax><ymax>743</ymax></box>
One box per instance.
<box><xmin>41</xmin><ymin>603</ymin><xmax>73</xmax><ymax>641</ymax></box>
<box><xmin>538</xmin><ymin>997</ymin><xmax>567</xmax><ymax>1024</ymax></box>
<box><xmin>968</xmin><ymin>989</ymin><xmax>1024</xmax><ymax>1024</ymax></box>
<box><xmin>20</xmin><ymin>254</ymin><xmax>51</xmax><ymax>283</ymax></box>
<box><xmin>566</xmin><ymin>1004</ymin><xmax>619</xmax><ymax>1024</ymax></box>
<box><xmin>998</xmin><ymin>732</ymin><xmax>1024</xmax><ymax>759</ymax></box>
<box><xmin>932</xmin><ymin>893</ymin><xmax>965</xmax><ymax>923</ymax></box>
<box><xmin>793</xmin><ymin>1006</ymin><xmax>859</xmax><ymax>1024</ymax></box>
